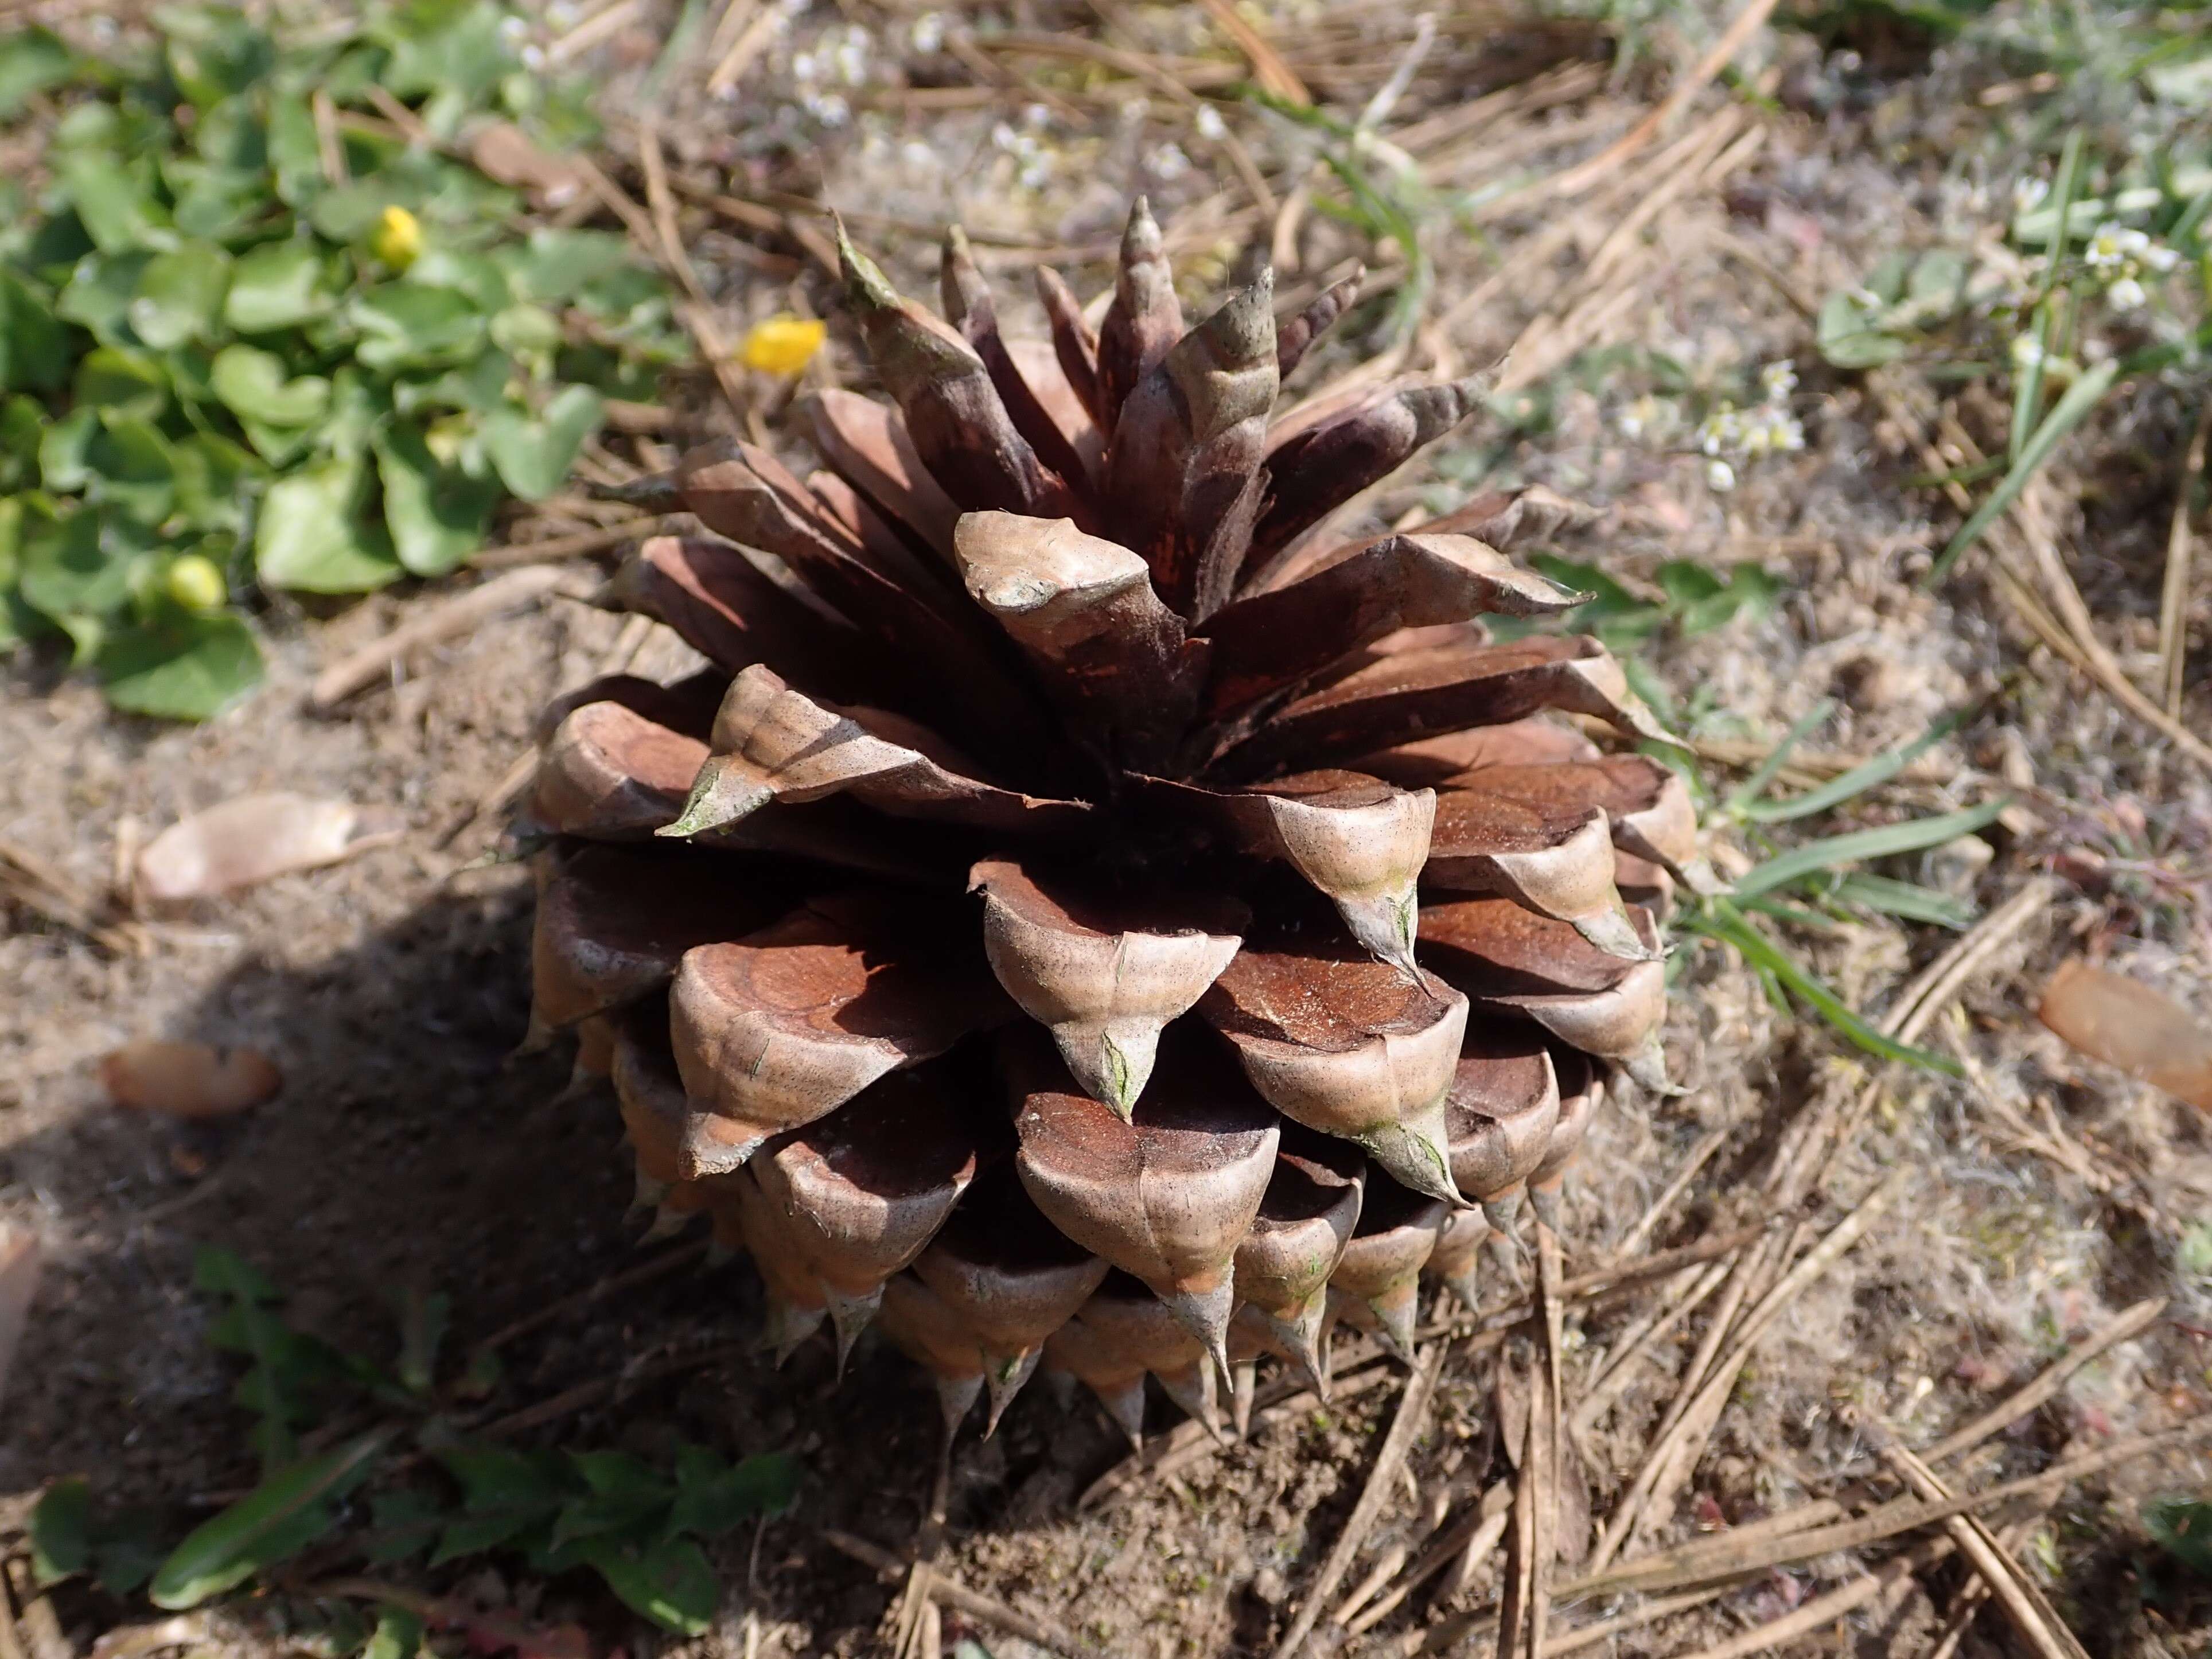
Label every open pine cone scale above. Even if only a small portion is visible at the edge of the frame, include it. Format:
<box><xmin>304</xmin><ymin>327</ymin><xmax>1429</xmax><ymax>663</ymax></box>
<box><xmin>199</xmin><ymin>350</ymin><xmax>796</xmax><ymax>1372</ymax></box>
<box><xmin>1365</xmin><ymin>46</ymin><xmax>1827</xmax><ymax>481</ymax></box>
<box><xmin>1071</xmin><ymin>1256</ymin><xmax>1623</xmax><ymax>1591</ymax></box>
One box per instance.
<box><xmin>527</xmin><ymin>199</ymin><xmax>1701</xmax><ymax>1440</ymax></box>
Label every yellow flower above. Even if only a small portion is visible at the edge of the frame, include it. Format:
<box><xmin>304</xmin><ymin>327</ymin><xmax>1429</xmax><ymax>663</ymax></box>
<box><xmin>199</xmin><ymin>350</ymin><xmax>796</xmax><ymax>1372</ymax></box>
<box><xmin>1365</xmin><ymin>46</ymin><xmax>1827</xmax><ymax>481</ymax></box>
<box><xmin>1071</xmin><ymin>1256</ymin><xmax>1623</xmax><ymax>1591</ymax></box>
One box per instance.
<box><xmin>739</xmin><ymin>315</ymin><xmax>826</xmax><ymax>376</ymax></box>
<box><xmin>369</xmin><ymin>205</ymin><xmax>422</xmax><ymax>272</ymax></box>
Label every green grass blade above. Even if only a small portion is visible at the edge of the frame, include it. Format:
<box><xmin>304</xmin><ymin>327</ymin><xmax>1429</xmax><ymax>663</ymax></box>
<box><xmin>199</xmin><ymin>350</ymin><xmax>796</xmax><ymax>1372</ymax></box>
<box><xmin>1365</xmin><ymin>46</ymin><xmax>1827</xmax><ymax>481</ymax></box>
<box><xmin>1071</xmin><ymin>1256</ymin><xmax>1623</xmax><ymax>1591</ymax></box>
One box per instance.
<box><xmin>2009</xmin><ymin>298</ymin><xmax>2054</xmax><ymax>461</ymax></box>
<box><xmin>1741</xmin><ymin>708</ymin><xmax>1965</xmax><ymax>824</ymax></box>
<box><xmin>1831</xmin><ymin>873</ymin><xmax>1977</xmax><ymax>929</ymax></box>
<box><xmin>1732</xmin><ymin>798</ymin><xmax>2008</xmax><ymax>900</ymax></box>
<box><xmin>1722</xmin><ymin>698</ymin><xmax>1835</xmax><ymax>817</ymax></box>
<box><xmin>1692</xmin><ymin>902</ymin><xmax>1960</xmax><ymax>1073</ymax></box>
<box><xmin>2033</xmin><ymin>128</ymin><xmax>2085</xmax><ymax>307</ymax></box>
<box><xmin>1926</xmin><ymin>358</ymin><xmax>2119</xmax><ymax>586</ymax></box>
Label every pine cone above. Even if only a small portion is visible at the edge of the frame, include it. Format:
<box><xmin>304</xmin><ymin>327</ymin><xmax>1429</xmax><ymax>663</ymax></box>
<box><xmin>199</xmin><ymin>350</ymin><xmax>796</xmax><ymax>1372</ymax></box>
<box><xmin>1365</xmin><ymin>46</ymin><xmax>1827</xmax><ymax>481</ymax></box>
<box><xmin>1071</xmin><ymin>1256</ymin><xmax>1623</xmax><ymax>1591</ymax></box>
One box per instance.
<box><xmin>527</xmin><ymin>199</ymin><xmax>1705</xmax><ymax>1441</ymax></box>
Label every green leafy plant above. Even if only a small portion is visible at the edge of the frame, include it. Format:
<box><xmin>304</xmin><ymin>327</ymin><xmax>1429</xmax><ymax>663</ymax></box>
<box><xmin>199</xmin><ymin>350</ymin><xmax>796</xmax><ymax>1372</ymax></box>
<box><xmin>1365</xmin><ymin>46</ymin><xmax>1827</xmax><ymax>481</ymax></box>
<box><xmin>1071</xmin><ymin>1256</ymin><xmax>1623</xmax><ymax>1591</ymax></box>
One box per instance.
<box><xmin>2146</xmin><ymin>1497</ymin><xmax>2212</xmax><ymax>1577</ymax></box>
<box><xmin>29</xmin><ymin>1245</ymin><xmax>799</xmax><ymax>1640</ymax></box>
<box><xmin>0</xmin><ymin>4</ymin><xmax>686</xmax><ymax>718</ymax></box>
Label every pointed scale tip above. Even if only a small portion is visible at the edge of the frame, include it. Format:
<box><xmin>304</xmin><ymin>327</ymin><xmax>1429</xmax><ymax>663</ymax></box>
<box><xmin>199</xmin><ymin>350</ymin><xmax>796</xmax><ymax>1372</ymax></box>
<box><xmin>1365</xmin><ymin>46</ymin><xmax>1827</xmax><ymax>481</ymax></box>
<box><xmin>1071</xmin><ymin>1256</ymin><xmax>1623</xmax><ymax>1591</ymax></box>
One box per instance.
<box><xmin>1096</xmin><ymin>1375</ymin><xmax>1147</xmax><ymax>1452</ymax></box>
<box><xmin>826</xmin><ymin>1287</ymin><xmax>882</xmax><ymax>1381</ymax></box>
<box><xmin>1057</xmin><ymin>1027</ymin><xmax>1155</xmax><ymax>1120</ymax></box>
<box><xmin>1155</xmin><ymin>1362</ymin><xmax>1224</xmax><ymax>1444</ymax></box>
<box><xmin>1528</xmin><ymin>1181</ymin><xmax>1565</xmax><ymax>1232</ymax></box>
<box><xmin>983</xmin><ymin>1349</ymin><xmax>1042</xmax><ymax>1439</ymax></box>
<box><xmin>1230</xmin><ymin>1360</ymin><xmax>1256</xmax><ymax>1440</ymax></box>
<box><xmin>1361</xmin><ymin>1103</ymin><xmax>1465</xmax><ymax>1209</ymax></box>
<box><xmin>1162</xmin><ymin>1278</ymin><xmax>1239</xmax><ymax>1391</ymax></box>
<box><xmin>656</xmin><ymin>754</ymin><xmax>773</xmax><ymax>841</ymax></box>
<box><xmin>936</xmin><ymin>1372</ymin><xmax>984</xmax><ymax>1443</ymax></box>
<box><xmin>835</xmin><ymin>215</ymin><xmax>901</xmax><ymax>313</ymax></box>
<box><xmin>1124</xmin><ymin>195</ymin><xmax>1160</xmax><ymax>252</ymax></box>
<box><xmin>1571</xmin><ymin>904</ymin><xmax>1665</xmax><ymax>964</ymax></box>
<box><xmin>1623</xmin><ymin>1033</ymin><xmax>1683</xmax><ymax>1096</ymax></box>
<box><xmin>1368</xmin><ymin>1284</ymin><xmax>1420</xmax><ymax>1366</ymax></box>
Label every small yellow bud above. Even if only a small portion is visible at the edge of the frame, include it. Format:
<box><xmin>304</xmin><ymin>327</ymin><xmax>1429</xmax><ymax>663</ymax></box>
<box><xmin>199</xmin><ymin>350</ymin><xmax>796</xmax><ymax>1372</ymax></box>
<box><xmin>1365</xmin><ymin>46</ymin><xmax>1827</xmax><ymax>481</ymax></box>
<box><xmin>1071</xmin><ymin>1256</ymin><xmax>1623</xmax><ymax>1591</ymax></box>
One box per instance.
<box><xmin>166</xmin><ymin>553</ymin><xmax>228</xmax><ymax>613</ymax></box>
<box><xmin>738</xmin><ymin>315</ymin><xmax>827</xmax><ymax>377</ymax></box>
<box><xmin>370</xmin><ymin>205</ymin><xmax>423</xmax><ymax>272</ymax></box>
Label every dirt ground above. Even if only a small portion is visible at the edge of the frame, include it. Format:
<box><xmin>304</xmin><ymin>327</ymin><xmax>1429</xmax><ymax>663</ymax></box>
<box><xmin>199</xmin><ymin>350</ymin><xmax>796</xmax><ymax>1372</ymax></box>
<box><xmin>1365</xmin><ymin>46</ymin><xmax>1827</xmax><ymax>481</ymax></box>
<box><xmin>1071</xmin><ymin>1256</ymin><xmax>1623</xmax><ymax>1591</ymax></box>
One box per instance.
<box><xmin>5</xmin><ymin>2</ymin><xmax>2212</xmax><ymax>1656</ymax></box>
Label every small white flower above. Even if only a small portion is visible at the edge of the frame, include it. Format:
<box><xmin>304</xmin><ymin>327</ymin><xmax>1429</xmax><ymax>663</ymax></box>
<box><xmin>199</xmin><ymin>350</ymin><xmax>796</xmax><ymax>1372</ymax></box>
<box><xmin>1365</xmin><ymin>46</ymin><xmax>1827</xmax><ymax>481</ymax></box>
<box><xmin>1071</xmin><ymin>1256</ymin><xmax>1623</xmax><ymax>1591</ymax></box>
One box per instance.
<box><xmin>909</xmin><ymin>11</ymin><xmax>946</xmax><ymax>52</ymax></box>
<box><xmin>2010</xmin><ymin>333</ymin><xmax>2045</xmax><ymax>368</ymax></box>
<box><xmin>833</xmin><ymin>28</ymin><xmax>870</xmax><ymax>84</ymax></box>
<box><xmin>520</xmin><ymin>42</ymin><xmax>546</xmax><ymax>70</ymax></box>
<box><xmin>1023</xmin><ymin>102</ymin><xmax>1051</xmax><ymax>128</ymax></box>
<box><xmin>2108</xmin><ymin>275</ymin><xmax>2147</xmax><ymax>310</ymax></box>
<box><xmin>1194</xmin><ymin>103</ymin><xmax>1228</xmax><ymax>142</ymax></box>
<box><xmin>803</xmin><ymin>91</ymin><xmax>850</xmax><ymax>126</ymax></box>
<box><xmin>1118</xmin><ymin>97</ymin><xmax>1150</xmax><ymax>126</ymax></box>
<box><xmin>991</xmin><ymin>120</ymin><xmax>1019</xmax><ymax>151</ymax></box>
<box><xmin>1706</xmin><ymin>459</ymin><xmax>1737</xmax><ymax>492</ymax></box>
<box><xmin>901</xmin><ymin>139</ymin><xmax>937</xmax><ymax>169</ymax></box>
<box><xmin>500</xmin><ymin>14</ymin><xmax>528</xmax><ymax>43</ymax></box>
<box><xmin>2144</xmin><ymin>240</ymin><xmax>2182</xmax><ymax>272</ymax></box>
<box><xmin>1759</xmin><ymin>360</ymin><xmax>1798</xmax><ymax>400</ymax></box>
<box><xmin>790</xmin><ymin>49</ymin><xmax>818</xmax><ymax>83</ymax></box>
<box><xmin>2012</xmin><ymin>176</ymin><xmax>2050</xmax><ymax>213</ymax></box>
<box><xmin>1148</xmin><ymin>141</ymin><xmax>1191</xmax><ymax>181</ymax></box>
<box><xmin>2085</xmin><ymin>222</ymin><xmax>2132</xmax><ymax>270</ymax></box>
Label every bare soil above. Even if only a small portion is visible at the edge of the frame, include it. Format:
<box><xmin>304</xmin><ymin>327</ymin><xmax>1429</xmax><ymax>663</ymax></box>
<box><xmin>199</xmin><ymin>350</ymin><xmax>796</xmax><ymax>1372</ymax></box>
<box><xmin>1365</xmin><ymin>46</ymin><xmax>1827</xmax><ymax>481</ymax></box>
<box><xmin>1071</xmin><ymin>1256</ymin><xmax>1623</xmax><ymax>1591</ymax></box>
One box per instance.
<box><xmin>5</xmin><ymin>4</ymin><xmax>2212</xmax><ymax>1657</ymax></box>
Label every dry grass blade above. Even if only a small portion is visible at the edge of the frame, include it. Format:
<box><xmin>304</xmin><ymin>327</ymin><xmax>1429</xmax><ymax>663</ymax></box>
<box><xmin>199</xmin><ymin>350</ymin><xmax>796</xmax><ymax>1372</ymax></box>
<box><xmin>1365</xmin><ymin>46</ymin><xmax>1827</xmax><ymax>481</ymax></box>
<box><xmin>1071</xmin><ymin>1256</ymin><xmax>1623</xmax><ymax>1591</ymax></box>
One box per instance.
<box><xmin>1344</xmin><ymin>1481</ymin><xmax>1510</xmax><ymax>1635</ymax></box>
<box><xmin>1195</xmin><ymin>0</ymin><xmax>1308</xmax><ymax>104</ymax></box>
<box><xmin>470</xmin><ymin>515</ymin><xmax>679</xmax><ymax>570</ymax></box>
<box><xmin>310</xmin><ymin>565</ymin><xmax>589</xmax><ymax>708</ymax></box>
<box><xmin>2014</xmin><ymin>481</ymin><xmax>2212</xmax><ymax>769</ymax></box>
<box><xmin>1568</xmin><ymin>1257</ymin><xmax>1732</xmax><ymax>1436</ymax></box>
<box><xmin>1589</xmin><ymin>1173</ymin><xmax>1907</xmax><ymax>1568</ymax></box>
<box><xmin>1926</xmin><ymin>1517</ymin><xmax>2038</xmax><ymax>1659</ymax></box>
<box><xmin>822</xmin><ymin>1531</ymin><xmax>1084</xmax><ymax>1655</ymax></box>
<box><xmin>1270</xmin><ymin>1342</ymin><xmax>1448</xmax><ymax>1657</ymax></box>
<box><xmin>1612</xmin><ymin>1128</ymin><xmax>1729</xmax><ymax>1259</ymax></box>
<box><xmin>1878</xmin><ymin>1442</ymin><xmax>2089</xmax><ymax>1659</ymax></box>
<box><xmin>1516</xmin><ymin>0</ymin><xmax>1781</xmax><ymax>208</ymax></box>
<box><xmin>1921</xmin><ymin>1296</ymin><xmax>2167</xmax><ymax>1463</ymax></box>
<box><xmin>1577</xmin><ymin>1415</ymin><xmax>2212</xmax><ymax>1596</ymax></box>
<box><xmin>1670</xmin><ymin>1537</ymin><xmax>1956</xmax><ymax>1659</ymax></box>
<box><xmin>2159</xmin><ymin>402</ymin><xmax>2209</xmax><ymax>718</ymax></box>
<box><xmin>1</xmin><ymin>839</ymin><xmax>143</xmax><ymax>954</ymax></box>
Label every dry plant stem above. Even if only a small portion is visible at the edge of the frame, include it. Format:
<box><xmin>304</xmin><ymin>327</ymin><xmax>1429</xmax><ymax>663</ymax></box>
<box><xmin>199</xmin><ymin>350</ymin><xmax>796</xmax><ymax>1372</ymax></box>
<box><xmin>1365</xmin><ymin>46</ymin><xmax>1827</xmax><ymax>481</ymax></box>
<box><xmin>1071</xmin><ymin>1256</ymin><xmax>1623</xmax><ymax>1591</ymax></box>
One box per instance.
<box><xmin>636</xmin><ymin>120</ymin><xmax>750</xmax><ymax>422</ymax></box>
<box><xmin>1538</xmin><ymin>1585</ymin><xmax>1731</xmax><ymax>1656</ymax></box>
<box><xmin>2160</xmin><ymin>403</ymin><xmax>2209</xmax><ymax>716</ymax></box>
<box><xmin>0</xmin><ymin>839</ymin><xmax>143</xmax><ymax>954</ymax></box>
<box><xmin>1925</xmin><ymin>1518</ymin><xmax>2036</xmax><ymax>1659</ymax></box>
<box><xmin>465</xmin><ymin>1240</ymin><xmax>708</xmax><ymax>1363</ymax></box>
<box><xmin>1921</xmin><ymin>1296</ymin><xmax>2167</xmax><ymax>1463</ymax></box>
<box><xmin>1568</xmin><ymin>1259</ymin><xmax>1732</xmax><ymax>1436</ymax></box>
<box><xmin>1345</xmin><ymin>1483</ymin><xmax>1510</xmax><ymax>1636</ymax></box>
<box><xmin>1334</xmin><ymin>1544</ymin><xmax>1411</xmax><ymax>1627</ymax></box>
<box><xmin>1591</xmin><ymin>1174</ymin><xmax>1906</xmax><ymax>1569</ymax></box>
<box><xmin>1195</xmin><ymin>0</ymin><xmax>1307</xmax><ymax>103</ymax></box>
<box><xmin>2011</xmin><ymin>479</ymin><xmax>2212</xmax><ymax>767</ymax></box>
<box><xmin>470</xmin><ymin>515</ymin><xmax>678</xmax><ymax>568</ymax></box>
<box><xmin>1521</xmin><ymin>0</ymin><xmax>1780</xmax><ymax>205</ymax></box>
<box><xmin>1670</xmin><ymin>1537</ymin><xmax>1956</xmax><ymax>1659</ymax></box>
<box><xmin>311</xmin><ymin>566</ymin><xmax>590</xmax><ymax>709</ymax></box>
<box><xmin>0</xmin><ymin>1562</ymin><xmax>64</xmax><ymax>1659</ymax></box>
<box><xmin>820</xmin><ymin>1532</ymin><xmax>1082</xmax><ymax>1657</ymax></box>
<box><xmin>1612</xmin><ymin>1128</ymin><xmax>1728</xmax><ymax>1259</ymax></box>
<box><xmin>1578</xmin><ymin>1415</ymin><xmax>2212</xmax><ymax>1597</ymax></box>
<box><xmin>1270</xmin><ymin>1342</ymin><xmax>1450</xmax><ymax>1658</ymax></box>
<box><xmin>1878</xmin><ymin>1443</ymin><xmax>2088</xmax><ymax>1659</ymax></box>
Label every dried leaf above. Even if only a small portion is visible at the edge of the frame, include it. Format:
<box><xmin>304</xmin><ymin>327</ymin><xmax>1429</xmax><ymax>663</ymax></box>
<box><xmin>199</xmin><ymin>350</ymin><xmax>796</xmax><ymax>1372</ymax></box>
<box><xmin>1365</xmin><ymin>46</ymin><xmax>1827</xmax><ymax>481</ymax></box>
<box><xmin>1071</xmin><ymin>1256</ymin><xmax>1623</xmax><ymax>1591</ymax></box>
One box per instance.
<box><xmin>99</xmin><ymin>1039</ymin><xmax>282</xmax><ymax>1119</ymax></box>
<box><xmin>137</xmin><ymin>793</ymin><xmax>404</xmax><ymax>899</ymax></box>
<box><xmin>466</xmin><ymin>122</ymin><xmax>588</xmax><ymax>204</ymax></box>
<box><xmin>2038</xmin><ymin>957</ymin><xmax>2212</xmax><ymax>1111</ymax></box>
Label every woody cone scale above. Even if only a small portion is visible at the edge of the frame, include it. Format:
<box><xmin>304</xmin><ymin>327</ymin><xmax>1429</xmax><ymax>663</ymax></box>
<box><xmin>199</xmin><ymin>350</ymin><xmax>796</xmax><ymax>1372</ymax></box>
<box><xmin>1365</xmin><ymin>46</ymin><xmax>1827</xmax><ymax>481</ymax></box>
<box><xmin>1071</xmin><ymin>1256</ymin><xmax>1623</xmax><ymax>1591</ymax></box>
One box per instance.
<box><xmin>526</xmin><ymin>200</ymin><xmax>1704</xmax><ymax>1446</ymax></box>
